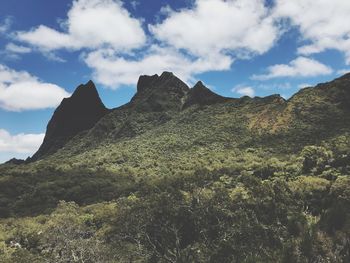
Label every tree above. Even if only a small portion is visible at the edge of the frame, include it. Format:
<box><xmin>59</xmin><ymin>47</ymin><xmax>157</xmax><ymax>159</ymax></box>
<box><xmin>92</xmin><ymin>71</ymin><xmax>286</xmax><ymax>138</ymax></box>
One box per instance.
<box><xmin>40</xmin><ymin>201</ymin><xmax>112</xmax><ymax>263</ymax></box>
<box><xmin>301</xmin><ymin>146</ymin><xmax>333</xmax><ymax>174</ymax></box>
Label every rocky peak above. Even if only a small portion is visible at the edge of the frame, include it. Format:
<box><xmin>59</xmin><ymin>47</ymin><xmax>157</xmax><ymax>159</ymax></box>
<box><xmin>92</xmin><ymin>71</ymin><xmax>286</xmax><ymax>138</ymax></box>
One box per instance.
<box><xmin>135</xmin><ymin>72</ymin><xmax>189</xmax><ymax>94</ymax></box>
<box><xmin>70</xmin><ymin>80</ymin><xmax>100</xmax><ymax>100</ymax></box>
<box><xmin>136</xmin><ymin>74</ymin><xmax>159</xmax><ymax>93</ymax></box>
<box><xmin>183</xmin><ymin>81</ymin><xmax>230</xmax><ymax>108</ymax></box>
<box><xmin>31</xmin><ymin>80</ymin><xmax>109</xmax><ymax>160</ymax></box>
<box><xmin>131</xmin><ymin>72</ymin><xmax>190</xmax><ymax>112</ymax></box>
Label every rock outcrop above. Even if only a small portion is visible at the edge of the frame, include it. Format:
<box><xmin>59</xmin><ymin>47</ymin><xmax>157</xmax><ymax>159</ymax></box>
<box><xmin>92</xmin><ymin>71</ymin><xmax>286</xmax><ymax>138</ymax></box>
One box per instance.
<box><xmin>31</xmin><ymin>80</ymin><xmax>109</xmax><ymax>160</ymax></box>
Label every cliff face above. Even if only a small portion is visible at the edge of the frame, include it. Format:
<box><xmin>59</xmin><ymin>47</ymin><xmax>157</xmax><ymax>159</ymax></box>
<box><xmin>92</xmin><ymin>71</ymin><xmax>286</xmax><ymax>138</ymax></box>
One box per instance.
<box><xmin>130</xmin><ymin>71</ymin><xmax>190</xmax><ymax>112</ymax></box>
<box><xmin>31</xmin><ymin>80</ymin><xmax>109</xmax><ymax>160</ymax></box>
<box><xmin>130</xmin><ymin>72</ymin><xmax>230</xmax><ymax>111</ymax></box>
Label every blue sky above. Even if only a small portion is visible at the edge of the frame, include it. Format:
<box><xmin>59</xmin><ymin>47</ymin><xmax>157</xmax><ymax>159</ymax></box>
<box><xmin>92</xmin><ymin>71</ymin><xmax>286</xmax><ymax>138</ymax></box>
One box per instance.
<box><xmin>0</xmin><ymin>0</ymin><xmax>349</xmax><ymax>163</ymax></box>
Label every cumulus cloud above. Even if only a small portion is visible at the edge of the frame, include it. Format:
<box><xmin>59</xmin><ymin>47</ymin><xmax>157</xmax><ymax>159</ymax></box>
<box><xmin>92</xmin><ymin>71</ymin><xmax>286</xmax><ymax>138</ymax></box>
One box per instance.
<box><xmin>83</xmin><ymin>45</ymin><xmax>233</xmax><ymax>88</ymax></box>
<box><xmin>84</xmin><ymin>0</ymin><xmax>280</xmax><ymax>88</ymax></box>
<box><xmin>232</xmin><ymin>85</ymin><xmax>255</xmax><ymax>97</ymax></box>
<box><xmin>0</xmin><ymin>129</ymin><xmax>44</xmax><ymax>160</ymax></box>
<box><xmin>0</xmin><ymin>64</ymin><xmax>70</xmax><ymax>111</ymax></box>
<box><xmin>274</xmin><ymin>0</ymin><xmax>350</xmax><ymax>64</ymax></box>
<box><xmin>11</xmin><ymin>0</ymin><xmax>343</xmax><ymax>89</ymax></box>
<box><xmin>150</xmin><ymin>0</ymin><xmax>279</xmax><ymax>57</ymax></box>
<box><xmin>5</xmin><ymin>43</ymin><xmax>31</xmax><ymax>54</ymax></box>
<box><xmin>252</xmin><ymin>57</ymin><xmax>333</xmax><ymax>80</ymax></box>
<box><xmin>17</xmin><ymin>0</ymin><xmax>146</xmax><ymax>52</ymax></box>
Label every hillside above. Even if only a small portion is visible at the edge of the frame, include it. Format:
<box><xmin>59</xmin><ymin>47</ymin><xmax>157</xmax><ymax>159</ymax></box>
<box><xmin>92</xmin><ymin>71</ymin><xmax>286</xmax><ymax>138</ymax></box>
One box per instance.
<box><xmin>0</xmin><ymin>73</ymin><xmax>349</xmax><ymax>262</ymax></box>
<box><xmin>9</xmin><ymin>72</ymin><xmax>349</xmax><ymax>173</ymax></box>
<box><xmin>15</xmin><ymin>72</ymin><xmax>350</xmax><ymax>164</ymax></box>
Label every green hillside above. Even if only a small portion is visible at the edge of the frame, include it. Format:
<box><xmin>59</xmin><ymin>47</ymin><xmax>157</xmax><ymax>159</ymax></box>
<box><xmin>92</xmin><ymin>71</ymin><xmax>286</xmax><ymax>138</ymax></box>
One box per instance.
<box><xmin>0</xmin><ymin>72</ymin><xmax>349</xmax><ymax>262</ymax></box>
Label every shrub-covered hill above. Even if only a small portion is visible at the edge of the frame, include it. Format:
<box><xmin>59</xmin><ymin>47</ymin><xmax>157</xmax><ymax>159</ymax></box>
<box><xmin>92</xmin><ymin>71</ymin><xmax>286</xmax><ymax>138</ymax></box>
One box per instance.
<box><xmin>5</xmin><ymin>72</ymin><xmax>350</xmax><ymax>170</ymax></box>
<box><xmin>0</xmin><ymin>72</ymin><xmax>349</xmax><ymax>262</ymax></box>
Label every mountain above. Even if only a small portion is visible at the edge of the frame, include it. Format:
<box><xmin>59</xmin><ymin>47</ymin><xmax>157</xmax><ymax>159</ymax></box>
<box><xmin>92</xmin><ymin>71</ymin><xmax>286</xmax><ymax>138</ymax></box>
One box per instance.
<box><xmin>31</xmin><ymin>80</ymin><xmax>109</xmax><ymax>160</ymax></box>
<box><xmin>41</xmin><ymin>72</ymin><xmax>350</xmax><ymax>160</ymax></box>
<box><xmin>12</xmin><ymin>72</ymin><xmax>350</xmax><ymax>163</ymax></box>
<box><xmin>1</xmin><ymin>72</ymin><xmax>350</xmax><ymax>262</ymax></box>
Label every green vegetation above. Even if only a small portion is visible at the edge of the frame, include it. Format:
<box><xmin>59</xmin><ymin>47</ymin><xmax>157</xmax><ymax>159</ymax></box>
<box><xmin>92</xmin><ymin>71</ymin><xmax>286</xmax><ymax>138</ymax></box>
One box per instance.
<box><xmin>0</xmin><ymin>74</ymin><xmax>350</xmax><ymax>262</ymax></box>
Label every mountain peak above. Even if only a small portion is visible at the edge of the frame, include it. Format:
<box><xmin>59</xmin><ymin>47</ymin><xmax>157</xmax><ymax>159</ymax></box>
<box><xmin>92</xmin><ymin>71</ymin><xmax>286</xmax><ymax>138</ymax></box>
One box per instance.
<box><xmin>183</xmin><ymin>81</ymin><xmax>230</xmax><ymax>108</ymax></box>
<box><xmin>137</xmin><ymin>74</ymin><xmax>159</xmax><ymax>93</ymax></box>
<box><xmin>31</xmin><ymin>81</ymin><xmax>109</xmax><ymax>160</ymax></box>
<box><xmin>136</xmin><ymin>72</ymin><xmax>187</xmax><ymax>93</ymax></box>
<box><xmin>193</xmin><ymin>80</ymin><xmax>205</xmax><ymax>87</ymax></box>
<box><xmin>131</xmin><ymin>72</ymin><xmax>190</xmax><ymax>112</ymax></box>
<box><xmin>70</xmin><ymin>80</ymin><xmax>99</xmax><ymax>100</ymax></box>
<box><xmin>160</xmin><ymin>71</ymin><xmax>174</xmax><ymax>79</ymax></box>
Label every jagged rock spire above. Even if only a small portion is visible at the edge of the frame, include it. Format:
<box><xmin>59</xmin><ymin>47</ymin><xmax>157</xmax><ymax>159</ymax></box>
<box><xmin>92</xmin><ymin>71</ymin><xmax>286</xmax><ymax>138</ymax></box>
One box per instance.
<box><xmin>31</xmin><ymin>80</ymin><xmax>109</xmax><ymax>160</ymax></box>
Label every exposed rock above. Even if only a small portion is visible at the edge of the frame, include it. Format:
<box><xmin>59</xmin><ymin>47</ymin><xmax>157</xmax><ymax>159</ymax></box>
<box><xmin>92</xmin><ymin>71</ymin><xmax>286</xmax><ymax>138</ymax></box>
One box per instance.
<box><xmin>31</xmin><ymin>80</ymin><xmax>109</xmax><ymax>160</ymax></box>
<box><xmin>183</xmin><ymin>81</ymin><xmax>231</xmax><ymax>108</ymax></box>
<box><xmin>131</xmin><ymin>72</ymin><xmax>190</xmax><ymax>112</ymax></box>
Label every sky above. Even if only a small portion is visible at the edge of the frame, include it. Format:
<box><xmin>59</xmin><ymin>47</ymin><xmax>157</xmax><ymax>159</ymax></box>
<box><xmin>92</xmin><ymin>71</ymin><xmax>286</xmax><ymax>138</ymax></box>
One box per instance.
<box><xmin>0</xmin><ymin>0</ymin><xmax>350</xmax><ymax>163</ymax></box>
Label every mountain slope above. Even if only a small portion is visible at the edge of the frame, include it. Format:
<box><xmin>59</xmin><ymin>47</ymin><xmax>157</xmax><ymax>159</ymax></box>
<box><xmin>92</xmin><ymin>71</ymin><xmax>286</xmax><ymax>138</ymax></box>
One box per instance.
<box><xmin>0</xmin><ymin>72</ymin><xmax>344</xmax><ymax>189</ymax></box>
<box><xmin>6</xmin><ymin>72</ymin><xmax>347</xmax><ymax>167</ymax></box>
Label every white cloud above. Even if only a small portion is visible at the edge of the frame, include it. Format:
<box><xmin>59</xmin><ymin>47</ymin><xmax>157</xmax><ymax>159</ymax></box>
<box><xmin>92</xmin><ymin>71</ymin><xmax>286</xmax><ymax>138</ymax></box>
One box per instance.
<box><xmin>274</xmin><ymin>0</ymin><xmax>350</xmax><ymax>64</ymax></box>
<box><xmin>13</xmin><ymin>0</ymin><xmax>344</xmax><ymax>89</ymax></box>
<box><xmin>252</xmin><ymin>57</ymin><xmax>333</xmax><ymax>80</ymax></box>
<box><xmin>17</xmin><ymin>0</ymin><xmax>146</xmax><ymax>52</ymax></box>
<box><xmin>83</xmin><ymin>0</ymin><xmax>281</xmax><ymax>88</ymax></box>
<box><xmin>232</xmin><ymin>85</ymin><xmax>255</xmax><ymax>97</ymax></box>
<box><xmin>5</xmin><ymin>43</ymin><xmax>31</xmax><ymax>54</ymax></box>
<box><xmin>150</xmin><ymin>0</ymin><xmax>279</xmax><ymax>57</ymax></box>
<box><xmin>18</xmin><ymin>25</ymin><xmax>72</xmax><ymax>51</ymax></box>
<box><xmin>12</xmin><ymin>0</ymin><xmax>239</xmax><ymax>88</ymax></box>
<box><xmin>0</xmin><ymin>129</ymin><xmax>44</xmax><ymax>157</ymax></box>
<box><xmin>0</xmin><ymin>64</ymin><xmax>70</xmax><ymax>111</ymax></box>
<box><xmin>257</xmin><ymin>82</ymin><xmax>291</xmax><ymax>91</ymax></box>
<box><xmin>83</xmin><ymin>45</ymin><xmax>233</xmax><ymax>88</ymax></box>
<box><xmin>0</xmin><ymin>17</ymin><xmax>12</xmax><ymax>34</ymax></box>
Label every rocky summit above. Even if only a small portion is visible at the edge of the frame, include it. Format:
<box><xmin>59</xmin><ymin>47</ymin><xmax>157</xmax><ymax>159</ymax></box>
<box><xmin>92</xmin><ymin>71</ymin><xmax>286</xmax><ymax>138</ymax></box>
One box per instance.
<box><xmin>130</xmin><ymin>71</ymin><xmax>190</xmax><ymax>112</ymax></box>
<box><xmin>31</xmin><ymin>80</ymin><xmax>109</xmax><ymax>160</ymax></box>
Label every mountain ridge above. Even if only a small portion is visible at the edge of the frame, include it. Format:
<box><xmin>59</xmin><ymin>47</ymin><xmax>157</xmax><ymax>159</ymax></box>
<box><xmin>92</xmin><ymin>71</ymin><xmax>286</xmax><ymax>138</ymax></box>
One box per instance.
<box><xmin>4</xmin><ymin>71</ymin><xmax>350</xmax><ymax>164</ymax></box>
